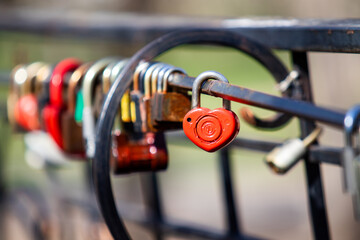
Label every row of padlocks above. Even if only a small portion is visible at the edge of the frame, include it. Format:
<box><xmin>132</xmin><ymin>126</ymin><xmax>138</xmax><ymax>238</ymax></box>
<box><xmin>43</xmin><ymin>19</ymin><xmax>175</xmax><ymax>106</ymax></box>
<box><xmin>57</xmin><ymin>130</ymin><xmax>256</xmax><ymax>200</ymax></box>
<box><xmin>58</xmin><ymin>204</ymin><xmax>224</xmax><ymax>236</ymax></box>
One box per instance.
<box><xmin>8</xmin><ymin>58</ymin><xmax>243</xmax><ymax>173</ymax></box>
<box><xmin>5</xmin><ymin>29</ymin><xmax>360</xmax><ymax>239</ymax></box>
<box><xmin>8</xmin><ymin>57</ymin><xmax>317</xmax><ymax>175</ymax></box>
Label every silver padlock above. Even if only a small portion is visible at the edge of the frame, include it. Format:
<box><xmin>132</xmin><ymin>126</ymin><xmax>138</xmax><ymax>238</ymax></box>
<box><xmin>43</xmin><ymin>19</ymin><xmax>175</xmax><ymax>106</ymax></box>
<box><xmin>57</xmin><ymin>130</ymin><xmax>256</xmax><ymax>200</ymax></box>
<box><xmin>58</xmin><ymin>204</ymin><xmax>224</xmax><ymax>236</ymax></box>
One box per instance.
<box><xmin>343</xmin><ymin>105</ymin><xmax>360</xmax><ymax>220</ymax></box>
<box><xmin>265</xmin><ymin>127</ymin><xmax>322</xmax><ymax>174</ymax></box>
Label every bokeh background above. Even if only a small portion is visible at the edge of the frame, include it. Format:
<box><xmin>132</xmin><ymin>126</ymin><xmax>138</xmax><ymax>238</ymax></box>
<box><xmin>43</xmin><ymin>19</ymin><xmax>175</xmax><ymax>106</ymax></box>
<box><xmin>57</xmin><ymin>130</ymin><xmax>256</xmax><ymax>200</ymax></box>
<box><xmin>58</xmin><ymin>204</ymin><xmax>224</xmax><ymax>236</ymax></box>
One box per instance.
<box><xmin>0</xmin><ymin>1</ymin><xmax>360</xmax><ymax>239</ymax></box>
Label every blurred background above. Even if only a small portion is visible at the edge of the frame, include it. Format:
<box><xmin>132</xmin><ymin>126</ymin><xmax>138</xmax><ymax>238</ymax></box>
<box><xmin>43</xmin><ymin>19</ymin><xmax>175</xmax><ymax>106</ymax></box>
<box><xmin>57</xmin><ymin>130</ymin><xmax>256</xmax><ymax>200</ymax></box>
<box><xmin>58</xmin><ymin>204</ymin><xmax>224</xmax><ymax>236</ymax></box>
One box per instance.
<box><xmin>0</xmin><ymin>1</ymin><xmax>360</xmax><ymax>240</ymax></box>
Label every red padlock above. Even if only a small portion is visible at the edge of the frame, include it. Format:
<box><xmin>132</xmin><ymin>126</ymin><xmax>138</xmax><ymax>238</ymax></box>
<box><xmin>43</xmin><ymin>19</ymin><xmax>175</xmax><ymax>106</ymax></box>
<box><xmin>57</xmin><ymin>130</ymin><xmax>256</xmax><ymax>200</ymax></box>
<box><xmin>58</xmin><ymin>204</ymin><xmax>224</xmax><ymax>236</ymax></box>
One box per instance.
<box><xmin>42</xmin><ymin>58</ymin><xmax>81</xmax><ymax>149</ymax></box>
<box><xmin>14</xmin><ymin>94</ymin><xmax>40</xmax><ymax>131</ymax></box>
<box><xmin>183</xmin><ymin>71</ymin><xmax>240</xmax><ymax>152</ymax></box>
<box><xmin>12</xmin><ymin>63</ymin><xmax>47</xmax><ymax>131</ymax></box>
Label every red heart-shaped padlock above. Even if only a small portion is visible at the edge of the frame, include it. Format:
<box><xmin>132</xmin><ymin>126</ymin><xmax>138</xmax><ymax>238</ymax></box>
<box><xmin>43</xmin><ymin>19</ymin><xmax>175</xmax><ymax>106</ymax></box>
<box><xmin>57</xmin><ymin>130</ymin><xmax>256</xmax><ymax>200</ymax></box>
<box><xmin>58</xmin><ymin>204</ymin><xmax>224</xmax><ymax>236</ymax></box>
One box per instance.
<box><xmin>183</xmin><ymin>107</ymin><xmax>240</xmax><ymax>152</ymax></box>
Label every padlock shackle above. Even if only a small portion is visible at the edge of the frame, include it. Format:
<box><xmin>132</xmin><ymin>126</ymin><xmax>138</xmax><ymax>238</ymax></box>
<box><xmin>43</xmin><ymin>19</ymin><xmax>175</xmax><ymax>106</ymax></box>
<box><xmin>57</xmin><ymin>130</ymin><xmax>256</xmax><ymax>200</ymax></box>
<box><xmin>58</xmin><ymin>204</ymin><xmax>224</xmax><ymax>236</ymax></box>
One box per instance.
<box><xmin>83</xmin><ymin>58</ymin><xmax>116</xmax><ymax>108</ymax></box>
<box><xmin>102</xmin><ymin>59</ymin><xmax>127</xmax><ymax>94</ymax></box>
<box><xmin>102</xmin><ymin>59</ymin><xmax>129</xmax><ymax>132</ymax></box>
<box><xmin>157</xmin><ymin>64</ymin><xmax>172</xmax><ymax>93</ymax></box>
<box><xmin>162</xmin><ymin>67</ymin><xmax>187</xmax><ymax>93</ymax></box>
<box><xmin>26</xmin><ymin>62</ymin><xmax>47</xmax><ymax>95</ymax></box>
<box><xmin>49</xmin><ymin>58</ymin><xmax>81</xmax><ymax>108</ymax></box>
<box><xmin>34</xmin><ymin>64</ymin><xmax>52</xmax><ymax>96</ymax></box>
<box><xmin>13</xmin><ymin>62</ymin><xmax>46</xmax><ymax>97</ymax></box>
<box><xmin>111</xmin><ymin>60</ymin><xmax>131</xmax><ymax>126</ymax></box>
<box><xmin>192</xmin><ymin>71</ymin><xmax>231</xmax><ymax>110</ymax></box>
<box><xmin>9</xmin><ymin>64</ymin><xmax>23</xmax><ymax>95</ymax></box>
<box><xmin>12</xmin><ymin>62</ymin><xmax>46</xmax><ymax>97</ymax></box>
<box><xmin>344</xmin><ymin>105</ymin><xmax>360</xmax><ymax>145</ymax></box>
<box><xmin>102</xmin><ymin>61</ymin><xmax>118</xmax><ymax>94</ymax></box>
<box><xmin>82</xmin><ymin>58</ymin><xmax>116</xmax><ymax>158</ymax></box>
<box><xmin>149</xmin><ymin>63</ymin><xmax>166</xmax><ymax>94</ymax></box>
<box><xmin>67</xmin><ymin>63</ymin><xmax>90</xmax><ymax>114</ymax></box>
<box><xmin>133</xmin><ymin>61</ymin><xmax>150</xmax><ymax>91</ymax></box>
<box><xmin>110</xmin><ymin>60</ymin><xmax>128</xmax><ymax>85</ymax></box>
<box><xmin>13</xmin><ymin>65</ymin><xmax>31</xmax><ymax>97</ymax></box>
<box><xmin>240</xmin><ymin>68</ymin><xmax>297</xmax><ymax>129</ymax></box>
<box><xmin>143</xmin><ymin>62</ymin><xmax>161</xmax><ymax>98</ymax></box>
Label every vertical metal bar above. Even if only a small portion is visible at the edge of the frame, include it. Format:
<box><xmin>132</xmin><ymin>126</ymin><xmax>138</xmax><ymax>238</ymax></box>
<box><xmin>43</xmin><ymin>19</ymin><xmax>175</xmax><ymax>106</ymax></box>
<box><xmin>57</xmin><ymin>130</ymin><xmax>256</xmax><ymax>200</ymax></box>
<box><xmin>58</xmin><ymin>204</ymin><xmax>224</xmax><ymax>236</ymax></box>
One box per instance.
<box><xmin>140</xmin><ymin>173</ymin><xmax>164</xmax><ymax>240</ymax></box>
<box><xmin>218</xmin><ymin>147</ymin><xmax>241</xmax><ymax>237</ymax></box>
<box><xmin>292</xmin><ymin>51</ymin><xmax>330</xmax><ymax>240</ymax></box>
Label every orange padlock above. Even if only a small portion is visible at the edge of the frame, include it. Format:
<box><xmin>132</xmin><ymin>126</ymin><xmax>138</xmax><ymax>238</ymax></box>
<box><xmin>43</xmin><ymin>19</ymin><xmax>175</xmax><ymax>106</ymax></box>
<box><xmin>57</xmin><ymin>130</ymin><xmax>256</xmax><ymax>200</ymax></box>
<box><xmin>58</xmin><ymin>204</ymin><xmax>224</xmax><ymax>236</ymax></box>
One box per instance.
<box><xmin>183</xmin><ymin>71</ymin><xmax>240</xmax><ymax>152</ymax></box>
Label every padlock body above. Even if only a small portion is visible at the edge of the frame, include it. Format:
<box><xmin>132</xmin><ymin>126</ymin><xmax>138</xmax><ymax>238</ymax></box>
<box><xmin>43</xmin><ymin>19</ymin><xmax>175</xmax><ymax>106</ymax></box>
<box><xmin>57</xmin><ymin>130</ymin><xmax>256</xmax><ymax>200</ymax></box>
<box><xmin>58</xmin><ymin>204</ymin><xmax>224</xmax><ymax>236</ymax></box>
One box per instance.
<box><xmin>111</xmin><ymin>132</ymin><xmax>168</xmax><ymax>174</ymax></box>
<box><xmin>42</xmin><ymin>105</ymin><xmax>63</xmax><ymax>148</ymax></box>
<box><xmin>151</xmin><ymin>92</ymin><xmax>191</xmax><ymax>130</ymax></box>
<box><xmin>183</xmin><ymin>107</ymin><xmax>240</xmax><ymax>152</ymax></box>
<box><xmin>8</xmin><ymin>94</ymin><xmax>32</xmax><ymax>132</ymax></box>
<box><xmin>265</xmin><ymin>138</ymin><xmax>305</xmax><ymax>174</ymax></box>
<box><xmin>61</xmin><ymin>112</ymin><xmax>85</xmax><ymax>156</ymax></box>
<box><xmin>14</xmin><ymin>94</ymin><xmax>41</xmax><ymax>131</ymax></box>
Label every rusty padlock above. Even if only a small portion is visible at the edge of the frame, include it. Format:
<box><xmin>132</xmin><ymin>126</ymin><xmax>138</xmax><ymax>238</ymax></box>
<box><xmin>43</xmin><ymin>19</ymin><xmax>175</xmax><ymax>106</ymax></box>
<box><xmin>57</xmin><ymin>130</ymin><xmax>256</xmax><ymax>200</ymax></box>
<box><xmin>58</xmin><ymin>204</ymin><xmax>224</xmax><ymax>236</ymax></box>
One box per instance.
<box><xmin>61</xmin><ymin>63</ymin><xmax>91</xmax><ymax>155</ymax></box>
<box><xmin>150</xmin><ymin>63</ymin><xmax>191</xmax><ymax>130</ymax></box>
<box><xmin>183</xmin><ymin>71</ymin><xmax>240</xmax><ymax>152</ymax></box>
<box><xmin>142</xmin><ymin>62</ymin><xmax>164</xmax><ymax>132</ymax></box>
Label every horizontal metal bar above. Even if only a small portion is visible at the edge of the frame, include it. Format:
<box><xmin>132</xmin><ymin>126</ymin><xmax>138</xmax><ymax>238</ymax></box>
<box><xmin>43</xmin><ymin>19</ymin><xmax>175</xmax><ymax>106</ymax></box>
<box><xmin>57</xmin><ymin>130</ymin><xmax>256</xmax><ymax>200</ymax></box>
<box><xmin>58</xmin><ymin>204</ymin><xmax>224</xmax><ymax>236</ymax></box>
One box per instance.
<box><xmin>1</xmin><ymin>8</ymin><xmax>360</xmax><ymax>53</ymax></box>
<box><xmin>0</xmin><ymin>72</ymin><xmax>9</xmax><ymax>85</ymax></box>
<box><xmin>151</xmin><ymin>221</ymin><xmax>262</xmax><ymax>240</ymax></box>
<box><xmin>232</xmin><ymin>139</ymin><xmax>342</xmax><ymax>166</ymax></box>
<box><xmin>116</xmin><ymin>194</ymin><xmax>263</xmax><ymax>239</ymax></box>
<box><xmin>230</xmin><ymin>137</ymin><xmax>279</xmax><ymax>152</ymax></box>
<box><xmin>308</xmin><ymin>146</ymin><xmax>342</xmax><ymax>165</ymax></box>
<box><xmin>121</xmin><ymin>209</ymin><xmax>262</xmax><ymax>240</ymax></box>
<box><xmin>169</xmin><ymin>74</ymin><xmax>345</xmax><ymax>127</ymax></box>
<box><xmin>167</xmin><ymin>132</ymin><xmax>342</xmax><ymax>165</ymax></box>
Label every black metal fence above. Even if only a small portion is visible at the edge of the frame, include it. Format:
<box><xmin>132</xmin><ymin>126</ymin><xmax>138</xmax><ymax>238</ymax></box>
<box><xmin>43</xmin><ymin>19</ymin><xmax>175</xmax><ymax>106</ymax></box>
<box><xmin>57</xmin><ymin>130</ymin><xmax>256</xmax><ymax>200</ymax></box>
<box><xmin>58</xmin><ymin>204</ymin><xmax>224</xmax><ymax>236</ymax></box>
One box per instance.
<box><xmin>1</xmin><ymin>8</ymin><xmax>360</xmax><ymax>240</ymax></box>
